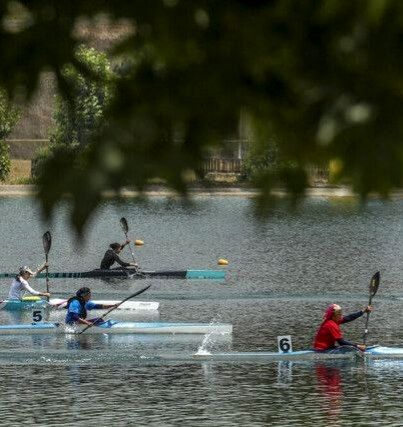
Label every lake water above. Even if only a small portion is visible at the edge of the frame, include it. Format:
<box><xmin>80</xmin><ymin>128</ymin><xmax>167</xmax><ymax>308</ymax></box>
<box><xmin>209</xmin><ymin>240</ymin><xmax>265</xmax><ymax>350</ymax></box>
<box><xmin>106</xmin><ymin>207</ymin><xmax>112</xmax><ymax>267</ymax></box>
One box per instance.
<box><xmin>0</xmin><ymin>195</ymin><xmax>402</xmax><ymax>425</ymax></box>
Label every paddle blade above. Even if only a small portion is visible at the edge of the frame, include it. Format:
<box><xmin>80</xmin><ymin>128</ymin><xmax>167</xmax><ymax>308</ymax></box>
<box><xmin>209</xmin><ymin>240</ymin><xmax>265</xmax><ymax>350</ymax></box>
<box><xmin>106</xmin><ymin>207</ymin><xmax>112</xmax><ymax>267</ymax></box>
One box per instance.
<box><xmin>42</xmin><ymin>231</ymin><xmax>52</xmax><ymax>255</ymax></box>
<box><xmin>120</xmin><ymin>217</ymin><xmax>129</xmax><ymax>234</ymax></box>
<box><xmin>369</xmin><ymin>271</ymin><xmax>380</xmax><ymax>297</ymax></box>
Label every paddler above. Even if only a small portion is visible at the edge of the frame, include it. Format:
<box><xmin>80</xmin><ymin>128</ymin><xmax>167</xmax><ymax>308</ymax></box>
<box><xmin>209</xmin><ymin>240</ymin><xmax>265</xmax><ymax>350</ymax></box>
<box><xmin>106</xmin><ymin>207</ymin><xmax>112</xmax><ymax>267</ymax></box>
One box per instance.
<box><xmin>100</xmin><ymin>241</ymin><xmax>138</xmax><ymax>270</ymax></box>
<box><xmin>313</xmin><ymin>304</ymin><xmax>373</xmax><ymax>351</ymax></box>
<box><xmin>65</xmin><ymin>287</ymin><xmax>118</xmax><ymax>326</ymax></box>
<box><xmin>8</xmin><ymin>265</ymin><xmax>50</xmax><ymax>300</ymax></box>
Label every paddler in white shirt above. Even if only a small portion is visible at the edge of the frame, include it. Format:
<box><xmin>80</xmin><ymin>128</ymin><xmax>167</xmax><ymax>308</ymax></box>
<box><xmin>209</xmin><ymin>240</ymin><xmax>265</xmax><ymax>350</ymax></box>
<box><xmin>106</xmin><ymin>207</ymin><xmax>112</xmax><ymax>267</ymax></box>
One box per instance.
<box><xmin>8</xmin><ymin>264</ymin><xmax>50</xmax><ymax>300</ymax></box>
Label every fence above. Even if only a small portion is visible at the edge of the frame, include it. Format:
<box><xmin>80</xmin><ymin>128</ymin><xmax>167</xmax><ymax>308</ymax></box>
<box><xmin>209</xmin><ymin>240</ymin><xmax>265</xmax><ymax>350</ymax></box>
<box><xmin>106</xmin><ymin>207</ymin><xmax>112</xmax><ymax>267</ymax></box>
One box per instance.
<box><xmin>307</xmin><ymin>165</ymin><xmax>329</xmax><ymax>183</ymax></box>
<box><xmin>203</xmin><ymin>158</ymin><xmax>242</xmax><ymax>174</ymax></box>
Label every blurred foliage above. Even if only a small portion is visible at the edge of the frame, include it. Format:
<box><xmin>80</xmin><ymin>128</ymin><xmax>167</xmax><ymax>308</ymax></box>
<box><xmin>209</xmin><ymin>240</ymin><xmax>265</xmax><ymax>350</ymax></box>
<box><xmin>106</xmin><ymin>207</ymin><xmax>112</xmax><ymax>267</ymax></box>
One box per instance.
<box><xmin>33</xmin><ymin>46</ymin><xmax>113</xmax><ymax>180</ymax></box>
<box><xmin>0</xmin><ymin>89</ymin><xmax>19</xmax><ymax>140</ymax></box>
<box><xmin>0</xmin><ymin>140</ymin><xmax>11</xmax><ymax>182</ymax></box>
<box><xmin>49</xmin><ymin>46</ymin><xmax>113</xmax><ymax>149</ymax></box>
<box><xmin>241</xmin><ymin>139</ymin><xmax>280</xmax><ymax>180</ymax></box>
<box><xmin>0</xmin><ymin>89</ymin><xmax>19</xmax><ymax>181</ymax></box>
<box><xmin>1</xmin><ymin>1</ymin><xmax>403</xmax><ymax>230</ymax></box>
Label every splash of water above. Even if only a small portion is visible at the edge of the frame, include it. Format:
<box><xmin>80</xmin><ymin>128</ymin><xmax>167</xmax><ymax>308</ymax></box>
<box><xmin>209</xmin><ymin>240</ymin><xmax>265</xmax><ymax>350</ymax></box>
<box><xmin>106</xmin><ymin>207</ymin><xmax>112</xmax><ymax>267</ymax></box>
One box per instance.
<box><xmin>195</xmin><ymin>333</ymin><xmax>213</xmax><ymax>355</ymax></box>
<box><xmin>195</xmin><ymin>317</ymin><xmax>223</xmax><ymax>355</ymax></box>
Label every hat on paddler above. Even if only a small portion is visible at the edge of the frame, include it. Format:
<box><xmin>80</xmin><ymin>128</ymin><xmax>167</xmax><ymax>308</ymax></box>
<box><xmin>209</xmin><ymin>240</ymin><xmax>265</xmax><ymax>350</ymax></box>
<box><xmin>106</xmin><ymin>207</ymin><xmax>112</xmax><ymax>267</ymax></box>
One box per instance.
<box><xmin>19</xmin><ymin>266</ymin><xmax>35</xmax><ymax>275</ymax></box>
<box><xmin>323</xmin><ymin>304</ymin><xmax>342</xmax><ymax>321</ymax></box>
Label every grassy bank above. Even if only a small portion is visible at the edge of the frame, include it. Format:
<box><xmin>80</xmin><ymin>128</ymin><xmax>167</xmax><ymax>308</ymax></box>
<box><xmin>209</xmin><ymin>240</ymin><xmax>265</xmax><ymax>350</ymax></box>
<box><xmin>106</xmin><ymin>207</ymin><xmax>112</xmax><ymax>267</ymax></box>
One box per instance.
<box><xmin>5</xmin><ymin>160</ymin><xmax>33</xmax><ymax>185</ymax></box>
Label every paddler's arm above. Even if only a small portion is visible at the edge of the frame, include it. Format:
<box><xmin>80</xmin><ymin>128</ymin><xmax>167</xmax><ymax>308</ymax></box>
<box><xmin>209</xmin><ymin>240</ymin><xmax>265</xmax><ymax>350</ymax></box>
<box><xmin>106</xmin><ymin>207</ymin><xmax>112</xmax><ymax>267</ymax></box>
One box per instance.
<box><xmin>90</xmin><ymin>303</ymin><xmax>118</xmax><ymax>309</ymax></box>
<box><xmin>33</xmin><ymin>262</ymin><xmax>49</xmax><ymax>276</ymax></box>
<box><xmin>121</xmin><ymin>240</ymin><xmax>138</xmax><ymax>268</ymax></box>
<box><xmin>112</xmin><ymin>252</ymin><xmax>131</xmax><ymax>268</ymax></box>
<box><xmin>341</xmin><ymin>306</ymin><xmax>372</xmax><ymax>324</ymax></box>
<box><xmin>68</xmin><ymin>313</ymin><xmax>93</xmax><ymax>326</ymax></box>
<box><xmin>121</xmin><ymin>239</ymin><xmax>131</xmax><ymax>248</ymax></box>
<box><xmin>86</xmin><ymin>301</ymin><xmax>119</xmax><ymax>310</ymax></box>
<box><xmin>336</xmin><ymin>338</ymin><xmax>366</xmax><ymax>352</ymax></box>
<box><xmin>21</xmin><ymin>280</ymin><xmax>50</xmax><ymax>298</ymax></box>
<box><xmin>78</xmin><ymin>317</ymin><xmax>94</xmax><ymax>326</ymax></box>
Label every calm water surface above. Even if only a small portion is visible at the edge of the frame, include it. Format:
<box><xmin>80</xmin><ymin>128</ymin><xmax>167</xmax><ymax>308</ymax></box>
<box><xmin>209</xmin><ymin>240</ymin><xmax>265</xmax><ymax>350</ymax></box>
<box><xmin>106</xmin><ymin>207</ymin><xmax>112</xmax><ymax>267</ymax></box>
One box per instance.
<box><xmin>0</xmin><ymin>195</ymin><xmax>402</xmax><ymax>426</ymax></box>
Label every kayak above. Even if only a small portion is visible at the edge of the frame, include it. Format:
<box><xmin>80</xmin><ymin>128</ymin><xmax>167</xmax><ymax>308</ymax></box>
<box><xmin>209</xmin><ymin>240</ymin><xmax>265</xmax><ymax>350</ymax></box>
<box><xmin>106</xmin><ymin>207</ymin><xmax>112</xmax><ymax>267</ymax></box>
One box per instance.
<box><xmin>0</xmin><ymin>269</ymin><xmax>226</xmax><ymax>280</ymax></box>
<box><xmin>0</xmin><ymin>297</ymin><xmax>159</xmax><ymax>311</ymax></box>
<box><xmin>191</xmin><ymin>346</ymin><xmax>403</xmax><ymax>361</ymax></box>
<box><xmin>0</xmin><ymin>320</ymin><xmax>233</xmax><ymax>335</ymax></box>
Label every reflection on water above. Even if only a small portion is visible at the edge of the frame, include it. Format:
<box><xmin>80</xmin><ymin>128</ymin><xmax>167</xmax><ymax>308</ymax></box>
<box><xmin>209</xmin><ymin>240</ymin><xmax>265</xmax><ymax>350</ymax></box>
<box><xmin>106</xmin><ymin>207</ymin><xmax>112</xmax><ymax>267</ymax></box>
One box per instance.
<box><xmin>315</xmin><ymin>363</ymin><xmax>343</xmax><ymax>421</ymax></box>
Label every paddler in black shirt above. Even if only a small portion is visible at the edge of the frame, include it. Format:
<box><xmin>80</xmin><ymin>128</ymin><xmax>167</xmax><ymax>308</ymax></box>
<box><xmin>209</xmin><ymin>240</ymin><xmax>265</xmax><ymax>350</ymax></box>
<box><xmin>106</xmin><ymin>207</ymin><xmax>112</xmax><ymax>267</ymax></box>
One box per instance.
<box><xmin>100</xmin><ymin>241</ymin><xmax>138</xmax><ymax>270</ymax></box>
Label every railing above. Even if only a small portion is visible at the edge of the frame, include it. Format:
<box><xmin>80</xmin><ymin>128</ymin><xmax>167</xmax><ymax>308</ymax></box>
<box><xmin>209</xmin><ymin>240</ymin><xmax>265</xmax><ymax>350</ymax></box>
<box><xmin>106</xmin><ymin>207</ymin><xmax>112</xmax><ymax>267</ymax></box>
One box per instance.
<box><xmin>203</xmin><ymin>158</ymin><xmax>242</xmax><ymax>173</ymax></box>
<box><xmin>307</xmin><ymin>166</ymin><xmax>329</xmax><ymax>182</ymax></box>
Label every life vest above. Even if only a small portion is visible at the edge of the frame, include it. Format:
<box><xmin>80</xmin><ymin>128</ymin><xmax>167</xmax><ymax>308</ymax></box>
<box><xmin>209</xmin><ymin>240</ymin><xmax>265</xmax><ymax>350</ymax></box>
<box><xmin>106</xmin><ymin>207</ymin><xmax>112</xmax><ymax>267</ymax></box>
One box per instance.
<box><xmin>66</xmin><ymin>296</ymin><xmax>87</xmax><ymax>319</ymax></box>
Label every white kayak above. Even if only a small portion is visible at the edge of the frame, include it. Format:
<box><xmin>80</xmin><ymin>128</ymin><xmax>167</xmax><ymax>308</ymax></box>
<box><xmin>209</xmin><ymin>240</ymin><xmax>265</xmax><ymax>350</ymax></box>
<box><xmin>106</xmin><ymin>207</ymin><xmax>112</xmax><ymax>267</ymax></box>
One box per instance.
<box><xmin>0</xmin><ymin>320</ymin><xmax>233</xmax><ymax>335</ymax></box>
<box><xmin>0</xmin><ymin>297</ymin><xmax>159</xmax><ymax>311</ymax></box>
<box><xmin>191</xmin><ymin>346</ymin><xmax>403</xmax><ymax>361</ymax></box>
<box><xmin>49</xmin><ymin>299</ymin><xmax>159</xmax><ymax>311</ymax></box>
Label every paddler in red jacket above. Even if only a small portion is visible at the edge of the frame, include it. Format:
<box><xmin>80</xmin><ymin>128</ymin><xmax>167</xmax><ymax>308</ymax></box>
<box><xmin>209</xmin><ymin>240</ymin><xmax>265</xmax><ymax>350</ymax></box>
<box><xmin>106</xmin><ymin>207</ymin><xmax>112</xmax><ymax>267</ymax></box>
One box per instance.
<box><xmin>313</xmin><ymin>304</ymin><xmax>372</xmax><ymax>351</ymax></box>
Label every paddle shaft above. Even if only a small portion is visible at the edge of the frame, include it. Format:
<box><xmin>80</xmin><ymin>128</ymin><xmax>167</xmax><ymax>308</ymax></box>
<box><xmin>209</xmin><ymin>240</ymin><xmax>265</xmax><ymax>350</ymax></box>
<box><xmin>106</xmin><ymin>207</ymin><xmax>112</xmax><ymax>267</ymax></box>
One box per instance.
<box><xmin>78</xmin><ymin>285</ymin><xmax>151</xmax><ymax>335</ymax></box>
<box><xmin>363</xmin><ymin>272</ymin><xmax>380</xmax><ymax>345</ymax></box>
<box><xmin>42</xmin><ymin>231</ymin><xmax>51</xmax><ymax>303</ymax></box>
<box><xmin>363</xmin><ymin>294</ymin><xmax>373</xmax><ymax>345</ymax></box>
<box><xmin>124</xmin><ymin>230</ymin><xmax>137</xmax><ymax>264</ymax></box>
<box><xmin>45</xmin><ymin>253</ymin><xmax>49</xmax><ymax>301</ymax></box>
<box><xmin>120</xmin><ymin>217</ymin><xmax>137</xmax><ymax>265</ymax></box>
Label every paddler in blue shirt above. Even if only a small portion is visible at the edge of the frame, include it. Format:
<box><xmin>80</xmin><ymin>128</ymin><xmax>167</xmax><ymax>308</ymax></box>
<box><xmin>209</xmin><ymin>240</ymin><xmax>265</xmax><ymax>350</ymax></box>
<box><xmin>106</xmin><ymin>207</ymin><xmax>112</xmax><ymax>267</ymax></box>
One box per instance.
<box><xmin>65</xmin><ymin>287</ymin><xmax>117</xmax><ymax>326</ymax></box>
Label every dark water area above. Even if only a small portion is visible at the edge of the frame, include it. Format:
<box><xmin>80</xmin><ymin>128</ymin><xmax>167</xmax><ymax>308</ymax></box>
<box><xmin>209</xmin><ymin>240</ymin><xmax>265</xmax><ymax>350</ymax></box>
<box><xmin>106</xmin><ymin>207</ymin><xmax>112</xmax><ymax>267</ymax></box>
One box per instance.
<box><xmin>0</xmin><ymin>195</ymin><xmax>402</xmax><ymax>425</ymax></box>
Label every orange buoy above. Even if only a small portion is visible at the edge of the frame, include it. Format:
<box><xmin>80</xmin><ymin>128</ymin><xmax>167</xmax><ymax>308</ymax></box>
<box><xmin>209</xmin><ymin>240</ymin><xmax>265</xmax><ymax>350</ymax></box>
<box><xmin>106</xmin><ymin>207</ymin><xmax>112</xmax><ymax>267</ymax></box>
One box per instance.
<box><xmin>218</xmin><ymin>258</ymin><xmax>229</xmax><ymax>266</ymax></box>
<box><xmin>135</xmin><ymin>239</ymin><xmax>144</xmax><ymax>246</ymax></box>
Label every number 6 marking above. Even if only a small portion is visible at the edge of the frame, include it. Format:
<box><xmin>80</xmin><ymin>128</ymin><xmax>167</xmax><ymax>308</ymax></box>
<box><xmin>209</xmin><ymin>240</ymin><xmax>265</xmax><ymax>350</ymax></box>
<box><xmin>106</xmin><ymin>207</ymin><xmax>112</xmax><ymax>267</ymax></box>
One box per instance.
<box><xmin>277</xmin><ymin>335</ymin><xmax>293</xmax><ymax>353</ymax></box>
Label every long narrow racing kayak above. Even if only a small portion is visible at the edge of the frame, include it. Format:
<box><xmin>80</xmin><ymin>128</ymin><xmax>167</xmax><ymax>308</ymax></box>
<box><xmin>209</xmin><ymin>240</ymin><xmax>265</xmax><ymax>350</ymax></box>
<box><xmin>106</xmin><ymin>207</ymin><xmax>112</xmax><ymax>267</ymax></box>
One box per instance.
<box><xmin>192</xmin><ymin>346</ymin><xmax>403</xmax><ymax>361</ymax></box>
<box><xmin>0</xmin><ymin>297</ymin><xmax>159</xmax><ymax>311</ymax></box>
<box><xmin>0</xmin><ymin>320</ymin><xmax>233</xmax><ymax>335</ymax></box>
<box><xmin>0</xmin><ymin>269</ymin><xmax>226</xmax><ymax>280</ymax></box>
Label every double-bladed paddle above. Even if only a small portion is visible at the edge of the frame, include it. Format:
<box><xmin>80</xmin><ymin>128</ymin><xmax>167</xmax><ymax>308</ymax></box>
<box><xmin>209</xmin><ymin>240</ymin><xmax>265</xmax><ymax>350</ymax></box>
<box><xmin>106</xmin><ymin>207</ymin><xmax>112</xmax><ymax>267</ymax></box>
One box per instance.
<box><xmin>42</xmin><ymin>231</ymin><xmax>52</xmax><ymax>302</ymax></box>
<box><xmin>120</xmin><ymin>217</ymin><xmax>137</xmax><ymax>265</ymax></box>
<box><xmin>78</xmin><ymin>284</ymin><xmax>151</xmax><ymax>335</ymax></box>
<box><xmin>363</xmin><ymin>271</ymin><xmax>380</xmax><ymax>345</ymax></box>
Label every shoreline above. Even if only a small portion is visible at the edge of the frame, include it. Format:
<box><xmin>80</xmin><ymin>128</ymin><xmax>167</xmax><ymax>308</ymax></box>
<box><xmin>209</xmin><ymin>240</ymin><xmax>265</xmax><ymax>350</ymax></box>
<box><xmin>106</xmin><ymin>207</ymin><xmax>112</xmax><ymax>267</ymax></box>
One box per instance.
<box><xmin>0</xmin><ymin>184</ymin><xmax>400</xmax><ymax>199</ymax></box>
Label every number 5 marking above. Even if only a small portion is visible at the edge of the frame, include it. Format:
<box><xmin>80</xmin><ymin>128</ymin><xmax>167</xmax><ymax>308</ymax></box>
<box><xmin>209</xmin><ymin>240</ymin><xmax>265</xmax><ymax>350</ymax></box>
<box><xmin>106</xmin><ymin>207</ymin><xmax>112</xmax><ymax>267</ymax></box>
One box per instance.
<box><xmin>33</xmin><ymin>310</ymin><xmax>43</xmax><ymax>322</ymax></box>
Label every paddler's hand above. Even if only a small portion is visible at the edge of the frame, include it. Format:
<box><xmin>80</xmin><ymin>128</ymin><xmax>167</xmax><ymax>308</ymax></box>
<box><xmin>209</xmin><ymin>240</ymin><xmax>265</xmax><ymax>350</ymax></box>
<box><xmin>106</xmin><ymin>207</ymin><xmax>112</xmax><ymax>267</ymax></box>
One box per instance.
<box><xmin>124</xmin><ymin>239</ymin><xmax>131</xmax><ymax>245</ymax></box>
<box><xmin>363</xmin><ymin>306</ymin><xmax>373</xmax><ymax>314</ymax></box>
<box><xmin>41</xmin><ymin>292</ymin><xmax>50</xmax><ymax>298</ymax></box>
<box><xmin>357</xmin><ymin>344</ymin><xmax>366</xmax><ymax>351</ymax></box>
<box><xmin>38</xmin><ymin>262</ymin><xmax>49</xmax><ymax>273</ymax></box>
